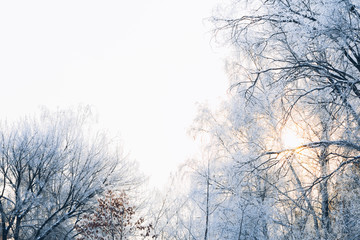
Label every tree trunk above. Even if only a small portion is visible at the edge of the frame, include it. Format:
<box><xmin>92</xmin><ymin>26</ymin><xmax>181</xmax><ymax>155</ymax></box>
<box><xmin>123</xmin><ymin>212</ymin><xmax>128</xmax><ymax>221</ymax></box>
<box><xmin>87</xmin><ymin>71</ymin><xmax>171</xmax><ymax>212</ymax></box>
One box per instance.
<box><xmin>204</xmin><ymin>158</ymin><xmax>210</xmax><ymax>240</ymax></box>
<box><xmin>319</xmin><ymin>116</ymin><xmax>331</xmax><ymax>238</ymax></box>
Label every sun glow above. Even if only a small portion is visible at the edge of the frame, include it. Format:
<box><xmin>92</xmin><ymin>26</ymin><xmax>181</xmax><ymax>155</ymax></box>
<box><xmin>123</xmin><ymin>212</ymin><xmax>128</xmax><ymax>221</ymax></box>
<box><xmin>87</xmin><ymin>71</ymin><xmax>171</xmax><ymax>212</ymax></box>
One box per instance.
<box><xmin>281</xmin><ymin>127</ymin><xmax>305</xmax><ymax>149</ymax></box>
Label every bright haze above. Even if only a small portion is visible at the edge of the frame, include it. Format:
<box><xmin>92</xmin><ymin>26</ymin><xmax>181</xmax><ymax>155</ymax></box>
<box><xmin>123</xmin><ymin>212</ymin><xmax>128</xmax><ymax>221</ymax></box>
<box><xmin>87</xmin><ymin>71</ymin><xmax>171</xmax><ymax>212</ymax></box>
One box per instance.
<box><xmin>0</xmin><ymin>0</ymin><xmax>227</xmax><ymax>188</ymax></box>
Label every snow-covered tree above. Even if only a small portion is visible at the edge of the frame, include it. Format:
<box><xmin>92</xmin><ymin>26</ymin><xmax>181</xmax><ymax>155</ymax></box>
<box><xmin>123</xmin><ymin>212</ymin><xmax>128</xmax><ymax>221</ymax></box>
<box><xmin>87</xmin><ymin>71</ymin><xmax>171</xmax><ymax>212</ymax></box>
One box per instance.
<box><xmin>0</xmin><ymin>107</ymin><xmax>138</xmax><ymax>240</ymax></box>
<box><xmin>182</xmin><ymin>0</ymin><xmax>360</xmax><ymax>239</ymax></box>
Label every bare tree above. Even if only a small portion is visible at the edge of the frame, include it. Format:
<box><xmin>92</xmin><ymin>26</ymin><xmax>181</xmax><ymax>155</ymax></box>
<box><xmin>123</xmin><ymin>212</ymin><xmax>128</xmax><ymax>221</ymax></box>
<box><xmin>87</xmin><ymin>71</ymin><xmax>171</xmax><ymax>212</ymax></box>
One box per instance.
<box><xmin>75</xmin><ymin>190</ymin><xmax>154</xmax><ymax>240</ymax></box>
<box><xmin>184</xmin><ymin>1</ymin><xmax>360</xmax><ymax>238</ymax></box>
<box><xmin>0</xmin><ymin>107</ymin><xmax>137</xmax><ymax>240</ymax></box>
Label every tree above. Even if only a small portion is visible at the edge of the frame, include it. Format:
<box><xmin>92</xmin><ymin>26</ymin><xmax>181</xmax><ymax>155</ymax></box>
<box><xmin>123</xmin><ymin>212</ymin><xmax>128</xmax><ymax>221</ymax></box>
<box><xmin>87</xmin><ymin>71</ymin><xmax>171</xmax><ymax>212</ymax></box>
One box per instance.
<box><xmin>186</xmin><ymin>0</ymin><xmax>360</xmax><ymax>239</ymax></box>
<box><xmin>75</xmin><ymin>190</ymin><xmax>154</xmax><ymax>240</ymax></box>
<box><xmin>213</xmin><ymin>0</ymin><xmax>360</xmax><ymax>139</ymax></box>
<box><xmin>0</xmin><ymin>107</ymin><xmax>136</xmax><ymax>240</ymax></box>
<box><xmin>146</xmin><ymin>166</ymin><xmax>213</xmax><ymax>240</ymax></box>
<box><xmin>192</xmin><ymin>102</ymin><xmax>276</xmax><ymax>240</ymax></box>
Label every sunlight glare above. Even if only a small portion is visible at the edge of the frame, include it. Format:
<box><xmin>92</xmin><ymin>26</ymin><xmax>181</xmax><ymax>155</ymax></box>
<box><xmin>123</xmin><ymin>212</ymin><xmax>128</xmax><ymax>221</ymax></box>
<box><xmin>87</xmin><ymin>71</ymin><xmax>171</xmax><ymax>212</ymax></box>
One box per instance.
<box><xmin>281</xmin><ymin>127</ymin><xmax>304</xmax><ymax>149</ymax></box>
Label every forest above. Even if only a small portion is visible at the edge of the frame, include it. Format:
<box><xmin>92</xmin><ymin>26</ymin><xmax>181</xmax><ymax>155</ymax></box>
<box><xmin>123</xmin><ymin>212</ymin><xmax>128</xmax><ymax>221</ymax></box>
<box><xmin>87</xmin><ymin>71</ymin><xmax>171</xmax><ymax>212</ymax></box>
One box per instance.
<box><xmin>1</xmin><ymin>0</ymin><xmax>360</xmax><ymax>239</ymax></box>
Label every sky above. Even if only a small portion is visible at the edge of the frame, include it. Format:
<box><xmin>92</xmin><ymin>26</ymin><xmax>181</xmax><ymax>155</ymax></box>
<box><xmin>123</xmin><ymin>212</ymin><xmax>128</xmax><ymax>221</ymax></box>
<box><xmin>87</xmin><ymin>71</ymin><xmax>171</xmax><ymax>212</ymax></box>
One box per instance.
<box><xmin>0</xmin><ymin>0</ymin><xmax>228</xmax><ymax>188</ymax></box>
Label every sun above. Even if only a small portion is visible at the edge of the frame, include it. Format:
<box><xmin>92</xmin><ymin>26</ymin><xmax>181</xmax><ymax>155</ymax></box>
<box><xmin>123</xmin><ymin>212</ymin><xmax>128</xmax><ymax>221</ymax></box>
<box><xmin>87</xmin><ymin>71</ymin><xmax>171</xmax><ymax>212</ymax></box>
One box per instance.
<box><xmin>281</xmin><ymin>127</ymin><xmax>304</xmax><ymax>149</ymax></box>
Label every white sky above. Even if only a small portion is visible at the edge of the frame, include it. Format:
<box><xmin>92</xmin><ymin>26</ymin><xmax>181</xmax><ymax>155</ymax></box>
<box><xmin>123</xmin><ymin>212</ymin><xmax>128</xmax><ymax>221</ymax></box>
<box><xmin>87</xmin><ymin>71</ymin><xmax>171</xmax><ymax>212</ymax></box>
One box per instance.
<box><xmin>0</xmin><ymin>0</ymin><xmax>228</xmax><ymax>188</ymax></box>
